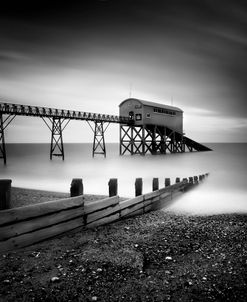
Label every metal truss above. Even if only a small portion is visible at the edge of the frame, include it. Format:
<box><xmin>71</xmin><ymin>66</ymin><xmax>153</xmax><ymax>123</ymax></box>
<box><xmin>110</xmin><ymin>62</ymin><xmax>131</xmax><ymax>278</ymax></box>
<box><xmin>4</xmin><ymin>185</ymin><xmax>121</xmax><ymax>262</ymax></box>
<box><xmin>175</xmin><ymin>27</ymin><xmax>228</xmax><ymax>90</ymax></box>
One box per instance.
<box><xmin>0</xmin><ymin>113</ymin><xmax>16</xmax><ymax>164</ymax></box>
<box><xmin>120</xmin><ymin>125</ymin><xmax>187</xmax><ymax>156</ymax></box>
<box><xmin>87</xmin><ymin>121</ymin><xmax>110</xmax><ymax>157</ymax></box>
<box><xmin>41</xmin><ymin>117</ymin><xmax>70</xmax><ymax>160</ymax></box>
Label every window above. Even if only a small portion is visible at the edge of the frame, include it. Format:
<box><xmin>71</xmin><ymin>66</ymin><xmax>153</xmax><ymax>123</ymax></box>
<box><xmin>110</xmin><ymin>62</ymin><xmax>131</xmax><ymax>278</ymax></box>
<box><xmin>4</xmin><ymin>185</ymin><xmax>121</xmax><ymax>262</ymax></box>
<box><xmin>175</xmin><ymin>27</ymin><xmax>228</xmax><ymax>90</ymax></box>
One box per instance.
<box><xmin>146</xmin><ymin>113</ymin><xmax>151</xmax><ymax>118</ymax></box>
<box><xmin>153</xmin><ymin>107</ymin><xmax>177</xmax><ymax>116</ymax></box>
<box><xmin>135</xmin><ymin>114</ymin><xmax>142</xmax><ymax>121</ymax></box>
<box><xmin>129</xmin><ymin>111</ymin><xmax>134</xmax><ymax>120</ymax></box>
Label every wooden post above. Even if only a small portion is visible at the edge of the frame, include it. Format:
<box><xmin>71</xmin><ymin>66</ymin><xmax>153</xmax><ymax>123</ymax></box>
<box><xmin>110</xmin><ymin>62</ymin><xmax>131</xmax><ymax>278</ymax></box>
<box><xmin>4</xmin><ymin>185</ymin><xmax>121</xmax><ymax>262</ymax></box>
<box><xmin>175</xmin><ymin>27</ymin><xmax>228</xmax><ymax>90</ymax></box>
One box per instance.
<box><xmin>165</xmin><ymin>178</ymin><xmax>170</xmax><ymax>187</ymax></box>
<box><xmin>108</xmin><ymin>178</ymin><xmax>118</xmax><ymax>197</ymax></box>
<box><xmin>175</xmin><ymin>177</ymin><xmax>180</xmax><ymax>183</ymax></box>
<box><xmin>182</xmin><ymin>178</ymin><xmax>188</xmax><ymax>183</ymax></box>
<box><xmin>135</xmin><ymin>178</ymin><xmax>143</xmax><ymax>196</ymax></box>
<box><xmin>152</xmin><ymin>178</ymin><xmax>159</xmax><ymax>191</ymax></box>
<box><xmin>189</xmin><ymin>177</ymin><xmax>193</xmax><ymax>183</ymax></box>
<box><xmin>70</xmin><ymin>178</ymin><xmax>83</xmax><ymax>197</ymax></box>
<box><xmin>194</xmin><ymin>176</ymin><xmax>198</xmax><ymax>183</ymax></box>
<box><xmin>0</xmin><ymin>179</ymin><xmax>12</xmax><ymax>210</ymax></box>
<box><xmin>199</xmin><ymin>175</ymin><xmax>203</xmax><ymax>181</ymax></box>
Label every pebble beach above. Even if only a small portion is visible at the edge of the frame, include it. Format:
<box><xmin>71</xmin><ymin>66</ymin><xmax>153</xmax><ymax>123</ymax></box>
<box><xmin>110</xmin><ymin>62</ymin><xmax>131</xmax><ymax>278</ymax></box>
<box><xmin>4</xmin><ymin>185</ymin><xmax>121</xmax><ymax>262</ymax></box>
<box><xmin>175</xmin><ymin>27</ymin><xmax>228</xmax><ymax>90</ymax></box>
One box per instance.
<box><xmin>0</xmin><ymin>187</ymin><xmax>247</xmax><ymax>301</ymax></box>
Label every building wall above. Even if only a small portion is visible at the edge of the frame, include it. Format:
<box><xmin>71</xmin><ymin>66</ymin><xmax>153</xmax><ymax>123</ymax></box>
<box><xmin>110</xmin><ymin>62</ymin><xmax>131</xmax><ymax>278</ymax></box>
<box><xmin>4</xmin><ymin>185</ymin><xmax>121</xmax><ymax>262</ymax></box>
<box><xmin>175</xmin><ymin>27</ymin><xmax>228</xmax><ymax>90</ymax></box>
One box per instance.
<box><xmin>119</xmin><ymin>99</ymin><xmax>183</xmax><ymax>133</ymax></box>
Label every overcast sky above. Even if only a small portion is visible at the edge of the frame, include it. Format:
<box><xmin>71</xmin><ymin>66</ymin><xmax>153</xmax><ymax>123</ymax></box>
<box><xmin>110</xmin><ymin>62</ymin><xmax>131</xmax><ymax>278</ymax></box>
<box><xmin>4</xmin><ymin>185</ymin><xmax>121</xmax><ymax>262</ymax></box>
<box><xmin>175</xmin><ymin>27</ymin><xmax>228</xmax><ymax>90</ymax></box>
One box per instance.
<box><xmin>0</xmin><ymin>0</ymin><xmax>246</xmax><ymax>143</ymax></box>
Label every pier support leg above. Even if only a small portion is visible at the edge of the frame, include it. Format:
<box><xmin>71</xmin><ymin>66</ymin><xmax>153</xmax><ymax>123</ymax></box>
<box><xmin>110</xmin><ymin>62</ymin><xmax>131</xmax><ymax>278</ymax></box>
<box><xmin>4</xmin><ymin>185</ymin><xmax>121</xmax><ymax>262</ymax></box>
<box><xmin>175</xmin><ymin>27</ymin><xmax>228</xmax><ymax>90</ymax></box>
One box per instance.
<box><xmin>90</xmin><ymin>121</ymin><xmax>108</xmax><ymax>157</ymax></box>
<box><xmin>0</xmin><ymin>114</ymin><xmax>6</xmax><ymax>165</ymax></box>
<box><xmin>50</xmin><ymin>118</ymin><xmax>64</xmax><ymax>160</ymax></box>
<box><xmin>120</xmin><ymin>125</ymin><xmax>187</xmax><ymax>156</ymax></box>
<box><xmin>0</xmin><ymin>114</ymin><xmax>16</xmax><ymax>165</ymax></box>
<box><xmin>119</xmin><ymin>125</ymin><xmax>134</xmax><ymax>155</ymax></box>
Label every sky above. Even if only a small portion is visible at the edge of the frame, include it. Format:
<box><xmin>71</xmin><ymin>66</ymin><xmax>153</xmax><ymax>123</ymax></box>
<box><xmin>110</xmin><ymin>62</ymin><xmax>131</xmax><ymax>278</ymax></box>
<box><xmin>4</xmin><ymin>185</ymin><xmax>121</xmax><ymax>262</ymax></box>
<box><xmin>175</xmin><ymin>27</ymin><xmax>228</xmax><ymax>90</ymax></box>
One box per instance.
<box><xmin>0</xmin><ymin>0</ymin><xmax>247</xmax><ymax>143</ymax></box>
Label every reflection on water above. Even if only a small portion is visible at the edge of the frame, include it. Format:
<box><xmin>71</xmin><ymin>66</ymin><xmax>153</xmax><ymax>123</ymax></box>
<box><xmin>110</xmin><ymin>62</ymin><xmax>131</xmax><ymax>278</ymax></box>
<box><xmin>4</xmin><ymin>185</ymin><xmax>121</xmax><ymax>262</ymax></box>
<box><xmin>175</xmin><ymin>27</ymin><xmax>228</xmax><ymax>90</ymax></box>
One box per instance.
<box><xmin>0</xmin><ymin>143</ymin><xmax>247</xmax><ymax>214</ymax></box>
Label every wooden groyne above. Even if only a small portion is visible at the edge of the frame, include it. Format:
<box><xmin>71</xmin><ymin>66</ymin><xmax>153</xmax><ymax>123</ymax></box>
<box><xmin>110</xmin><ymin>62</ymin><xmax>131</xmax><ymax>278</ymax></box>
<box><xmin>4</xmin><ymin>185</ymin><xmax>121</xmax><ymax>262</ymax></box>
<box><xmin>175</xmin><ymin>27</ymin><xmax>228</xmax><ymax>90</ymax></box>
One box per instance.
<box><xmin>0</xmin><ymin>174</ymin><xmax>208</xmax><ymax>252</ymax></box>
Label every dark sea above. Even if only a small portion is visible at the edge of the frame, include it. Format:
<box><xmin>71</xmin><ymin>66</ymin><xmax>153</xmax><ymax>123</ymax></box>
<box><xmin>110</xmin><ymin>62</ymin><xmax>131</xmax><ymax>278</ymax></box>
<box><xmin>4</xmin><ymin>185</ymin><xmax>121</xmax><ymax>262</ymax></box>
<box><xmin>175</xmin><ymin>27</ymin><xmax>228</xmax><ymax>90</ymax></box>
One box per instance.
<box><xmin>0</xmin><ymin>143</ymin><xmax>247</xmax><ymax>215</ymax></box>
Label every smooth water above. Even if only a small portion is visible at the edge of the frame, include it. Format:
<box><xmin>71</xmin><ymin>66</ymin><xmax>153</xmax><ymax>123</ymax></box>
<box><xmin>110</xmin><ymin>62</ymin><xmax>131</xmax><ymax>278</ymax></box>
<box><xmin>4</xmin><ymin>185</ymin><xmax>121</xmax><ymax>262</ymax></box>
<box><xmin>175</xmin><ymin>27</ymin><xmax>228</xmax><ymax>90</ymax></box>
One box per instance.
<box><xmin>0</xmin><ymin>143</ymin><xmax>247</xmax><ymax>214</ymax></box>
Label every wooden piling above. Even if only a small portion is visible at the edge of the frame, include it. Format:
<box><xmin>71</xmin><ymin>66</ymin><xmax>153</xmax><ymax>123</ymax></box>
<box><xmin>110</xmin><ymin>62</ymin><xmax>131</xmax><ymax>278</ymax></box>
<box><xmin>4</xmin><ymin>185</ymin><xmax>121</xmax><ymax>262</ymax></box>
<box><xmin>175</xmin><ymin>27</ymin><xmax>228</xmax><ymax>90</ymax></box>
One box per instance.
<box><xmin>108</xmin><ymin>178</ymin><xmax>118</xmax><ymax>197</ymax></box>
<box><xmin>165</xmin><ymin>178</ymin><xmax>171</xmax><ymax>187</ymax></box>
<box><xmin>175</xmin><ymin>177</ymin><xmax>180</xmax><ymax>183</ymax></box>
<box><xmin>182</xmin><ymin>178</ymin><xmax>188</xmax><ymax>183</ymax></box>
<box><xmin>189</xmin><ymin>177</ymin><xmax>193</xmax><ymax>183</ymax></box>
<box><xmin>194</xmin><ymin>176</ymin><xmax>198</xmax><ymax>183</ymax></box>
<box><xmin>0</xmin><ymin>179</ymin><xmax>12</xmax><ymax>210</ymax></box>
<box><xmin>70</xmin><ymin>178</ymin><xmax>83</xmax><ymax>197</ymax></box>
<box><xmin>199</xmin><ymin>175</ymin><xmax>203</xmax><ymax>181</ymax></box>
<box><xmin>152</xmin><ymin>178</ymin><xmax>159</xmax><ymax>191</ymax></box>
<box><xmin>135</xmin><ymin>178</ymin><xmax>143</xmax><ymax>196</ymax></box>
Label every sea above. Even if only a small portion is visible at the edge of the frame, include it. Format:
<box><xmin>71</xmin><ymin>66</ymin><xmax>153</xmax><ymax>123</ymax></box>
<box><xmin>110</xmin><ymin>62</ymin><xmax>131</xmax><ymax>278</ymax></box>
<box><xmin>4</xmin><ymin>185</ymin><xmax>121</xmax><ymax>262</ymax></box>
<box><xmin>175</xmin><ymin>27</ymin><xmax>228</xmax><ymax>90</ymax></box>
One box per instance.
<box><xmin>0</xmin><ymin>143</ymin><xmax>247</xmax><ymax>215</ymax></box>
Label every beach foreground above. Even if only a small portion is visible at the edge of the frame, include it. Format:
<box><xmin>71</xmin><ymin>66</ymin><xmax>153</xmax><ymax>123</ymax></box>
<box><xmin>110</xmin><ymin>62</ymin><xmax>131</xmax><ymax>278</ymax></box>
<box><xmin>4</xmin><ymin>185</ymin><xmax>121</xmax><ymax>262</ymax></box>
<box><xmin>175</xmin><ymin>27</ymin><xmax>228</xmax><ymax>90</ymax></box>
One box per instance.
<box><xmin>1</xmin><ymin>189</ymin><xmax>247</xmax><ymax>301</ymax></box>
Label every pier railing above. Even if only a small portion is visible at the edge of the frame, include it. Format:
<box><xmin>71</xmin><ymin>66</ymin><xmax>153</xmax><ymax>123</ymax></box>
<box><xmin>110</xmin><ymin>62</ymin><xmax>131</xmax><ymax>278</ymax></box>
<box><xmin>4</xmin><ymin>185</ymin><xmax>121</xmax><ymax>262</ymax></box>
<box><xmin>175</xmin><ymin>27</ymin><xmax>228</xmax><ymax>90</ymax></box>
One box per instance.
<box><xmin>0</xmin><ymin>102</ymin><xmax>130</xmax><ymax>124</ymax></box>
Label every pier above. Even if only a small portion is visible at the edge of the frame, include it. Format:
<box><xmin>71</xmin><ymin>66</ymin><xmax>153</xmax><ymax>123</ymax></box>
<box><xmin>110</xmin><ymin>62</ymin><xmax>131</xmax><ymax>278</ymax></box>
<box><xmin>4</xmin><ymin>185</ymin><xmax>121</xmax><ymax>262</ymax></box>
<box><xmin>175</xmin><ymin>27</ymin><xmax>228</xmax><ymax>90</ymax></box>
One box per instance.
<box><xmin>0</xmin><ymin>98</ymin><xmax>211</xmax><ymax>164</ymax></box>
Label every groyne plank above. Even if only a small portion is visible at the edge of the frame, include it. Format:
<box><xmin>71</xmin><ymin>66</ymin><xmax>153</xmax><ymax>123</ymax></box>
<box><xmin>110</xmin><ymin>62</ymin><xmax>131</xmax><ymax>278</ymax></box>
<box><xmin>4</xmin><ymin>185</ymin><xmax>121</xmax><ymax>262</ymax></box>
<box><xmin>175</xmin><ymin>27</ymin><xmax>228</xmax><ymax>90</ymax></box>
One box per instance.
<box><xmin>86</xmin><ymin>213</ymin><xmax>120</xmax><ymax>228</ymax></box>
<box><xmin>0</xmin><ymin>206</ymin><xmax>84</xmax><ymax>241</ymax></box>
<box><xmin>84</xmin><ymin>196</ymin><xmax>119</xmax><ymax>214</ymax></box>
<box><xmin>0</xmin><ymin>217</ymin><xmax>83</xmax><ymax>253</ymax></box>
<box><xmin>0</xmin><ymin>196</ymin><xmax>84</xmax><ymax>226</ymax></box>
<box><xmin>86</xmin><ymin>204</ymin><xmax>120</xmax><ymax>224</ymax></box>
<box><xmin>119</xmin><ymin>195</ymin><xmax>144</xmax><ymax>210</ymax></box>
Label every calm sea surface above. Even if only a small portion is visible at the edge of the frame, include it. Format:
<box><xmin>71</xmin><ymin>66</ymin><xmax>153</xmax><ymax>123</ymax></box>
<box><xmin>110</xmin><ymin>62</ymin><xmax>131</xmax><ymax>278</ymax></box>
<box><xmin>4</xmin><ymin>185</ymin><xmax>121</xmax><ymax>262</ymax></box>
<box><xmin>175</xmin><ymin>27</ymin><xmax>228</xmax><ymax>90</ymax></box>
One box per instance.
<box><xmin>0</xmin><ymin>143</ymin><xmax>247</xmax><ymax>215</ymax></box>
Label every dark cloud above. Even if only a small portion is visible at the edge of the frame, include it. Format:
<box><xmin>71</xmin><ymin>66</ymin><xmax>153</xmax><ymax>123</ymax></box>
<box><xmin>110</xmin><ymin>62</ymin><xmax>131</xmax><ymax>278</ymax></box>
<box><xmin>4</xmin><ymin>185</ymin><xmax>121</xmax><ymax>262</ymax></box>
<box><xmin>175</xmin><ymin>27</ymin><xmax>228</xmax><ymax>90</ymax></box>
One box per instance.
<box><xmin>0</xmin><ymin>0</ymin><xmax>247</xmax><ymax>119</ymax></box>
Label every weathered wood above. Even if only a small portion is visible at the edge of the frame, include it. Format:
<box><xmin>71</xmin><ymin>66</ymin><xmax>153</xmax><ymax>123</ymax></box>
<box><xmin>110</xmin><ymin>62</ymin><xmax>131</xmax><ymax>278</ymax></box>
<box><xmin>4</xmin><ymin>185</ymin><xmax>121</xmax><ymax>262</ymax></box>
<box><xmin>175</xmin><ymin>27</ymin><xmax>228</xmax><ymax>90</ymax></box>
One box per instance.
<box><xmin>193</xmin><ymin>176</ymin><xmax>198</xmax><ymax>183</ymax></box>
<box><xmin>123</xmin><ymin>208</ymin><xmax>143</xmax><ymax>218</ymax></box>
<box><xmin>189</xmin><ymin>177</ymin><xmax>193</xmax><ymax>183</ymax></box>
<box><xmin>86</xmin><ymin>213</ymin><xmax>120</xmax><ymax>228</ymax></box>
<box><xmin>84</xmin><ymin>196</ymin><xmax>119</xmax><ymax>214</ymax></box>
<box><xmin>159</xmin><ymin>192</ymin><xmax>172</xmax><ymax>200</ymax></box>
<box><xmin>153</xmin><ymin>192</ymin><xmax>174</xmax><ymax>210</ymax></box>
<box><xmin>135</xmin><ymin>178</ymin><xmax>143</xmax><ymax>196</ymax></box>
<box><xmin>199</xmin><ymin>175</ymin><xmax>203</xmax><ymax>181</ymax></box>
<box><xmin>144</xmin><ymin>190</ymin><xmax>160</xmax><ymax>200</ymax></box>
<box><xmin>144</xmin><ymin>197</ymin><xmax>157</xmax><ymax>207</ymax></box>
<box><xmin>0</xmin><ymin>196</ymin><xmax>84</xmax><ymax>227</ymax></box>
<box><xmin>175</xmin><ymin>177</ymin><xmax>180</xmax><ymax>183</ymax></box>
<box><xmin>119</xmin><ymin>195</ymin><xmax>144</xmax><ymax>210</ymax></box>
<box><xmin>120</xmin><ymin>201</ymin><xmax>144</xmax><ymax>218</ymax></box>
<box><xmin>0</xmin><ymin>179</ymin><xmax>11</xmax><ymax>210</ymax></box>
<box><xmin>165</xmin><ymin>178</ymin><xmax>170</xmax><ymax>187</ymax></box>
<box><xmin>182</xmin><ymin>178</ymin><xmax>188</xmax><ymax>183</ymax></box>
<box><xmin>108</xmin><ymin>178</ymin><xmax>118</xmax><ymax>197</ymax></box>
<box><xmin>158</xmin><ymin>181</ymin><xmax>185</xmax><ymax>195</ymax></box>
<box><xmin>152</xmin><ymin>178</ymin><xmax>159</xmax><ymax>191</ymax></box>
<box><xmin>0</xmin><ymin>206</ymin><xmax>84</xmax><ymax>241</ymax></box>
<box><xmin>144</xmin><ymin>204</ymin><xmax>153</xmax><ymax>213</ymax></box>
<box><xmin>70</xmin><ymin>178</ymin><xmax>83</xmax><ymax>197</ymax></box>
<box><xmin>0</xmin><ymin>217</ymin><xmax>83</xmax><ymax>253</ymax></box>
<box><xmin>86</xmin><ymin>203</ymin><xmax>120</xmax><ymax>224</ymax></box>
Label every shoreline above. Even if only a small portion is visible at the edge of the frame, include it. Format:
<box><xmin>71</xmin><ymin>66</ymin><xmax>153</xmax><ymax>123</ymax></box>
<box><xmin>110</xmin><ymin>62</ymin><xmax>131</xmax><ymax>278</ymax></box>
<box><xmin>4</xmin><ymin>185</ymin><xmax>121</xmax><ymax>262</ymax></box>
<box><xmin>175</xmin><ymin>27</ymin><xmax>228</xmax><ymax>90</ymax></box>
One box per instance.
<box><xmin>1</xmin><ymin>188</ymin><xmax>247</xmax><ymax>301</ymax></box>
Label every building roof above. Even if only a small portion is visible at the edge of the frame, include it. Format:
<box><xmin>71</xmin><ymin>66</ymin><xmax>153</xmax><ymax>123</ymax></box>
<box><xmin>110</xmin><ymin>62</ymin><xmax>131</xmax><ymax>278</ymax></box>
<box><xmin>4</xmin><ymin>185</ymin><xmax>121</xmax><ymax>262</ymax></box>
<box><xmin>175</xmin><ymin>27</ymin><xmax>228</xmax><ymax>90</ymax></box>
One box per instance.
<box><xmin>119</xmin><ymin>98</ymin><xmax>183</xmax><ymax>112</ymax></box>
